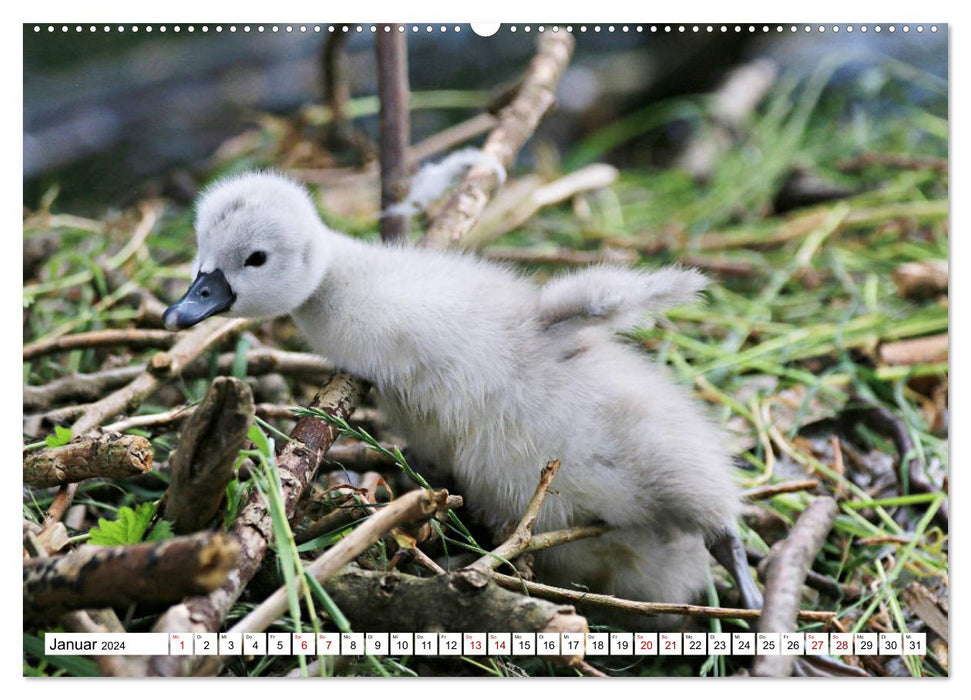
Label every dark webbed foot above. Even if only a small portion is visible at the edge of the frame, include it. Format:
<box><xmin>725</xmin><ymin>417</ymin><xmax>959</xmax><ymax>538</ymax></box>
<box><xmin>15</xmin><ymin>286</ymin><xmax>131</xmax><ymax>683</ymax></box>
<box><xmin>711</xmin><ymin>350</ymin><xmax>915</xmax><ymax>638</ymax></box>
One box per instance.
<box><xmin>706</xmin><ymin>529</ymin><xmax>868</xmax><ymax>677</ymax></box>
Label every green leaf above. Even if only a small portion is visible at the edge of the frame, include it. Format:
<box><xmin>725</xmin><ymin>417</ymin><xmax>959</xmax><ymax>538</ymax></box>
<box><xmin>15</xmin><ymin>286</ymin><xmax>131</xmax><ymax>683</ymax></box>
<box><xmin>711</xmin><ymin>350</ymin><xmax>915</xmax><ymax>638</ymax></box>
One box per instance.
<box><xmin>147</xmin><ymin>519</ymin><xmax>174</xmax><ymax>542</ymax></box>
<box><xmin>88</xmin><ymin>502</ymin><xmax>170</xmax><ymax>546</ymax></box>
<box><xmin>44</xmin><ymin>425</ymin><xmax>72</xmax><ymax>449</ymax></box>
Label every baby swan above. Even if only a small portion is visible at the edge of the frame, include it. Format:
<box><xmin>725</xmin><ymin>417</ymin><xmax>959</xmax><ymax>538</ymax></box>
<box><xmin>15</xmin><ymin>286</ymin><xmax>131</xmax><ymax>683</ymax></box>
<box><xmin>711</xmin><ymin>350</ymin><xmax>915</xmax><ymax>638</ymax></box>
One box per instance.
<box><xmin>165</xmin><ymin>171</ymin><xmax>760</xmax><ymax>623</ymax></box>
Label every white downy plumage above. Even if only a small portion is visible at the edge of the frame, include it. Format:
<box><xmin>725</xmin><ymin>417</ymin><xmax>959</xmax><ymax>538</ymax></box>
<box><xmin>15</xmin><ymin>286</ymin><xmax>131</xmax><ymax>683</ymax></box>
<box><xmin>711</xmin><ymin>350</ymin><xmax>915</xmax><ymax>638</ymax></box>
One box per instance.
<box><xmin>165</xmin><ymin>170</ymin><xmax>745</xmax><ymax>625</ymax></box>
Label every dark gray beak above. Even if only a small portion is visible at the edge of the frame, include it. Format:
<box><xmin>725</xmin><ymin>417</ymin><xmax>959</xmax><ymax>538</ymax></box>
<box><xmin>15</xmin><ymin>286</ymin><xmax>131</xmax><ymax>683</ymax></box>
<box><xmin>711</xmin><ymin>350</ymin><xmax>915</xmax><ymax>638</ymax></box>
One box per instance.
<box><xmin>163</xmin><ymin>269</ymin><xmax>236</xmax><ymax>331</ymax></box>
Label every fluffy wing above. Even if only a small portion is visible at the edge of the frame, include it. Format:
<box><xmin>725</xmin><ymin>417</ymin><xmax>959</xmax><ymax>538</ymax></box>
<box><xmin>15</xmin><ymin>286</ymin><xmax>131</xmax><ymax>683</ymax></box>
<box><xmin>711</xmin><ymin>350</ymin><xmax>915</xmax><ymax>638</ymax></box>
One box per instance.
<box><xmin>537</xmin><ymin>265</ymin><xmax>709</xmax><ymax>332</ymax></box>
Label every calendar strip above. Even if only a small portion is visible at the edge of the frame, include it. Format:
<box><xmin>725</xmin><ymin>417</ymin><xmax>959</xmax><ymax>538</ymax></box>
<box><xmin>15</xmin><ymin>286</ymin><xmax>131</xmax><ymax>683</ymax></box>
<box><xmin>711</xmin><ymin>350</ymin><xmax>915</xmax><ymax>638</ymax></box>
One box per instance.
<box><xmin>41</xmin><ymin>632</ymin><xmax>927</xmax><ymax>657</ymax></box>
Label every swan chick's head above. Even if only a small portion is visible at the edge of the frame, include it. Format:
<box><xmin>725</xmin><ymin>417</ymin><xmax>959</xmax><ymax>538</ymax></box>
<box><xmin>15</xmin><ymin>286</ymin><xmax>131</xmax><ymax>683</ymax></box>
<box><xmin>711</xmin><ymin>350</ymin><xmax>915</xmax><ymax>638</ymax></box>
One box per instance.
<box><xmin>163</xmin><ymin>172</ymin><xmax>332</xmax><ymax>331</ymax></box>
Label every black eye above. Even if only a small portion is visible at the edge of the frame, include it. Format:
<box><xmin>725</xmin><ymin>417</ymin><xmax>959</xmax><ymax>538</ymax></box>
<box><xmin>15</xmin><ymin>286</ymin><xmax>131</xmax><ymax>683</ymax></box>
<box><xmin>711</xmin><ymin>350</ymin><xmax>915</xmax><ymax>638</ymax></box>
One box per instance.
<box><xmin>244</xmin><ymin>251</ymin><xmax>267</xmax><ymax>267</ymax></box>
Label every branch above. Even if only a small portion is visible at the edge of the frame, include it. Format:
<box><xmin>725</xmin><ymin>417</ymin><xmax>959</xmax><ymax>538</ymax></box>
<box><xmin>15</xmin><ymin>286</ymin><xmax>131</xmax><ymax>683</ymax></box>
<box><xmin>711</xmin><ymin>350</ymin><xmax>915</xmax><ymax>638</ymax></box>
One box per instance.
<box><xmin>471</xmin><ymin>460</ymin><xmax>560</xmax><ymax>571</ymax></box>
<box><xmin>24</xmin><ymin>328</ymin><xmax>175</xmax><ymax>361</ymax></box>
<box><xmin>422</xmin><ymin>32</ymin><xmax>575</xmax><ymax>248</ymax></box>
<box><xmin>490</xmin><ymin>573</ymin><xmax>835</xmax><ymax>624</ymax></box>
<box><xmin>24</xmin><ymin>532</ymin><xmax>239</xmax><ymax>621</ymax></box>
<box><xmin>25</xmin><ymin>348</ymin><xmax>332</xmax><ymax>415</ymax></box>
<box><xmin>24</xmin><ymin>433</ymin><xmax>152</xmax><ymax>488</ymax></box>
<box><xmin>376</xmin><ymin>25</ymin><xmax>411</xmax><ymax>242</ymax></box>
<box><xmin>744</xmin><ymin>479</ymin><xmax>820</xmax><ymax>501</ymax></box>
<box><xmin>752</xmin><ymin>497</ymin><xmax>838</xmax><ymax>677</ymax></box>
<box><xmin>164</xmin><ymin>377</ymin><xmax>255</xmax><ymax>533</ymax></box>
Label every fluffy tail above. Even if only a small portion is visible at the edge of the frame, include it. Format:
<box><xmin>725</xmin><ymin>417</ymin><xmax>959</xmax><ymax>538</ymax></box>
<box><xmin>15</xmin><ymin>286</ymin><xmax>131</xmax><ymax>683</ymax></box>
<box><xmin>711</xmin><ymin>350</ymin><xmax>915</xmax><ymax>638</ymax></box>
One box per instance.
<box><xmin>537</xmin><ymin>265</ymin><xmax>708</xmax><ymax>332</ymax></box>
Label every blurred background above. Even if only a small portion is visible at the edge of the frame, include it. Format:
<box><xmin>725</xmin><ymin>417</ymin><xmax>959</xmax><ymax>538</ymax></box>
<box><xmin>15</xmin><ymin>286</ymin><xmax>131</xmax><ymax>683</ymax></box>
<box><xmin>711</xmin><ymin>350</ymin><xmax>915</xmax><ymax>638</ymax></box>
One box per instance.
<box><xmin>24</xmin><ymin>24</ymin><xmax>947</xmax><ymax>210</ymax></box>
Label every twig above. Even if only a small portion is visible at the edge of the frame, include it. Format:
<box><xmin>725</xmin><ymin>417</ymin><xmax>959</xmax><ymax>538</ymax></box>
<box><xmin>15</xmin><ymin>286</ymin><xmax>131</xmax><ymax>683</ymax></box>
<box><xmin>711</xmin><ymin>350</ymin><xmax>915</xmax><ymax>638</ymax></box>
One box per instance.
<box><xmin>752</xmin><ymin>497</ymin><xmax>838</xmax><ymax>677</ymax></box>
<box><xmin>891</xmin><ymin>260</ymin><xmax>948</xmax><ymax>300</ymax></box>
<box><xmin>24</xmin><ymin>532</ymin><xmax>239</xmax><ymax>621</ymax></box>
<box><xmin>490</xmin><ymin>573</ymin><xmax>834</xmax><ymax>623</ymax></box>
<box><xmin>164</xmin><ymin>377</ymin><xmax>255</xmax><ymax>533</ymax></box>
<box><xmin>26</xmin><ymin>348</ymin><xmax>333</xmax><ymax>413</ymax></box>
<box><xmin>376</xmin><ymin>25</ymin><xmax>411</xmax><ymax>242</ymax></box>
<box><xmin>471</xmin><ymin>460</ymin><xmax>560</xmax><ymax>571</ymax></box>
<box><xmin>525</xmin><ymin>524</ymin><xmax>610</xmax><ymax>553</ymax></box>
<box><xmin>837</xmin><ymin>152</ymin><xmax>948</xmax><ymax>174</ymax></box>
<box><xmin>878</xmin><ymin>334</ymin><xmax>947</xmax><ymax>366</ymax></box>
<box><xmin>467</xmin><ymin>163</ymin><xmax>619</xmax><ymax>247</ymax></box>
<box><xmin>24</xmin><ymin>433</ymin><xmax>153</xmax><ymax>488</ymax></box>
<box><xmin>744</xmin><ymin>479</ymin><xmax>820</xmax><ymax>501</ymax></box>
<box><xmin>324</xmin><ymin>440</ymin><xmax>402</xmax><ymax>469</ymax></box>
<box><xmin>485</xmin><ymin>245</ymin><xmax>637</xmax><ymax>266</ymax></box>
<box><xmin>23</xmin><ymin>328</ymin><xmax>174</xmax><ymax>361</ymax></box>
<box><xmin>422</xmin><ymin>32</ymin><xmax>576</xmax><ymax>247</ymax></box>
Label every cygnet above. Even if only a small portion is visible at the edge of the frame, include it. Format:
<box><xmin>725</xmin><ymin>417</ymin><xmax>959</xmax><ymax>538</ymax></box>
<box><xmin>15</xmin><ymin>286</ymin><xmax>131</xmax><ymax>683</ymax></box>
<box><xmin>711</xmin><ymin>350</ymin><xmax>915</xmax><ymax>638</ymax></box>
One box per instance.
<box><xmin>163</xmin><ymin>171</ymin><xmax>763</xmax><ymax>624</ymax></box>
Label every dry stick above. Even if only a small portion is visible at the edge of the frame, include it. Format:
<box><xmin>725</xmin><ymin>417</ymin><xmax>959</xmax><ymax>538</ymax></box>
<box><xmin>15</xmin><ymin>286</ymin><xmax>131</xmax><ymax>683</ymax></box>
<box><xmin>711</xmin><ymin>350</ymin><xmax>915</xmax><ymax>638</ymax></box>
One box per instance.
<box><xmin>26</xmin><ymin>347</ymin><xmax>333</xmax><ymax>413</ymax></box>
<box><xmin>376</xmin><ymin>25</ymin><xmax>411</xmax><ymax>242</ymax></box>
<box><xmin>41</xmin><ymin>318</ymin><xmax>249</xmax><ymax>533</ymax></box>
<box><xmin>99</xmin><ymin>400</ymin><xmax>375</xmax><ymax>436</ymax></box>
<box><xmin>422</xmin><ymin>31</ymin><xmax>576</xmax><ymax>248</ymax></box>
<box><xmin>24</xmin><ymin>532</ymin><xmax>240</xmax><ymax>620</ymax></box>
<box><xmin>24</xmin><ymin>433</ymin><xmax>153</xmax><ymax>488</ymax></box>
<box><xmin>744</xmin><ymin>479</ymin><xmax>820</xmax><ymax>501</ymax></box>
<box><xmin>468</xmin><ymin>163</ymin><xmax>619</xmax><ymax>247</ymax></box>
<box><xmin>485</xmin><ymin>246</ymin><xmax>638</xmax><ymax>266</ymax></box>
<box><xmin>294</xmin><ymin>112</ymin><xmax>497</xmax><ymax>187</ymax></box>
<box><xmin>144</xmin><ymin>373</ymin><xmax>366</xmax><ymax>677</ymax></box>
<box><xmin>164</xmin><ymin>377</ymin><xmax>255</xmax><ymax>534</ymax></box>
<box><xmin>490</xmin><ymin>573</ymin><xmax>834</xmax><ymax>623</ymax></box>
<box><xmin>471</xmin><ymin>460</ymin><xmax>560</xmax><ymax>571</ymax></box>
<box><xmin>837</xmin><ymin>152</ymin><xmax>948</xmax><ymax>174</ymax></box>
<box><xmin>24</xmin><ymin>329</ymin><xmax>175</xmax><ymax>361</ymax></box>
<box><xmin>324</xmin><ymin>439</ymin><xmax>403</xmax><ymax>469</ymax></box>
<box><xmin>751</xmin><ymin>497</ymin><xmax>839</xmax><ymax>677</ymax></box>
<box><xmin>891</xmin><ymin>260</ymin><xmax>948</xmax><ymax>300</ymax></box>
<box><xmin>878</xmin><ymin>333</ymin><xmax>948</xmax><ymax>366</ymax></box>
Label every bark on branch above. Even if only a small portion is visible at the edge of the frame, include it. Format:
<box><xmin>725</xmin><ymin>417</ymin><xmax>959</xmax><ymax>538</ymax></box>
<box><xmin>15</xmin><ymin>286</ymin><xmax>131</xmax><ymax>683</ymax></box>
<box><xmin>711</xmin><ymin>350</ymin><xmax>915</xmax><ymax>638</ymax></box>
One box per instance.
<box><xmin>164</xmin><ymin>377</ymin><xmax>255</xmax><ymax>534</ymax></box>
<box><xmin>752</xmin><ymin>497</ymin><xmax>838</xmax><ymax>677</ymax></box>
<box><xmin>24</xmin><ymin>532</ymin><xmax>239</xmax><ymax>621</ymax></box>
<box><xmin>376</xmin><ymin>25</ymin><xmax>411</xmax><ymax>242</ymax></box>
<box><xmin>24</xmin><ymin>433</ymin><xmax>153</xmax><ymax>488</ymax></box>
<box><xmin>422</xmin><ymin>32</ymin><xmax>575</xmax><ymax>248</ymax></box>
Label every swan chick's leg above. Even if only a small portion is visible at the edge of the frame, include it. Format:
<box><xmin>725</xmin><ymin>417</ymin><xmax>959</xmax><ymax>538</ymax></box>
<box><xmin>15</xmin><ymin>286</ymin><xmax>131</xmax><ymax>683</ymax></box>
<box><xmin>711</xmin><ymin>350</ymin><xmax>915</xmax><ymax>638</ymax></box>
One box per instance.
<box><xmin>706</xmin><ymin>528</ymin><xmax>763</xmax><ymax>610</ymax></box>
<box><xmin>706</xmin><ymin>529</ymin><xmax>868</xmax><ymax>677</ymax></box>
